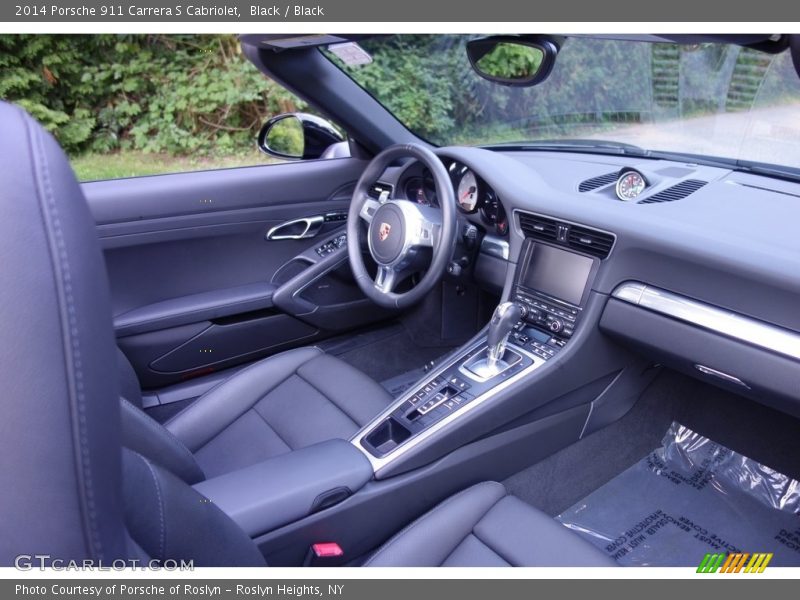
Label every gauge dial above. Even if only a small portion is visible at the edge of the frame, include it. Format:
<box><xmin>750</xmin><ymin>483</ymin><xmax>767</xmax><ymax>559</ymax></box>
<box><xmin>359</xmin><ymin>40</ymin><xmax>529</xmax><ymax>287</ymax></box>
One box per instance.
<box><xmin>616</xmin><ymin>170</ymin><xmax>647</xmax><ymax>201</ymax></box>
<box><xmin>404</xmin><ymin>176</ymin><xmax>436</xmax><ymax>206</ymax></box>
<box><xmin>457</xmin><ymin>170</ymin><xmax>480</xmax><ymax>212</ymax></box>
<box><xmin>481</xmin><ymin>191</ymin><xmax>508</xmax><ymax>235</ymax></box>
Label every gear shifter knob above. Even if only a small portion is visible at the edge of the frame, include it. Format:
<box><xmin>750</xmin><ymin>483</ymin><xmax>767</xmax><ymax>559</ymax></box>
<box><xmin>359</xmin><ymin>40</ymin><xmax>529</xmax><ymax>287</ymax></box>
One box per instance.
<box><xmin>486</xmin><ymin>302</ymin><xmax>521</xmax><ymax>364</ymax></box>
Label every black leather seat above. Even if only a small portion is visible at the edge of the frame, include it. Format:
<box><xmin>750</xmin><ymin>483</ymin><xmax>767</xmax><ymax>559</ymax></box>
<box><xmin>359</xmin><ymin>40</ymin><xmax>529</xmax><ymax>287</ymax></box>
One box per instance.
<box><xmin>0</xmin><ymin>100</ymin><xmax>614</xmax><ymax>568</ymax></box>
<box><xmin>119</xmin><ymin>346</ymin><xmax>393</xmax><ymax>482</ymax></box>
<box><xmin>365</xmin><ymin>482</ymin><xmax>614</xmax><ymax>566</ymax></box>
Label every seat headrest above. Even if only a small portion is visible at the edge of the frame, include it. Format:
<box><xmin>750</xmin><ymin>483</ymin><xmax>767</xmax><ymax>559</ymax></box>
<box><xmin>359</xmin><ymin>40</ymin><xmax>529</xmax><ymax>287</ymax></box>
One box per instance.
<box><xmin>0</xmin><ymin>101</ymin><xmax>127</xmax><ymax>564</ymax></box>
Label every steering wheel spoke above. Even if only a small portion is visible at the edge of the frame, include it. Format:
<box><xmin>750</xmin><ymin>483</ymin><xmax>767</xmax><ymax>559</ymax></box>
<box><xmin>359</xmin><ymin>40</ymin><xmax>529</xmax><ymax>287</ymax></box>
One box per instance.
<box><xmin>416</xmin><ymin>214</ymin><xmax>440</xmax><ymax>248</ymax></box>
<box><xmin>374</xmin><ymin>265</ymin><xmax>399</xmax><ymax>293</ymax></box>
<box><xmin>347</xmin><ymin>143</ymin><xmax>456</xmax><ymax>310</ymax></box>
<box><xmin>359</xmin><ymin>197</ymin><xmax>381</xmax><ymax>224</ymax></box>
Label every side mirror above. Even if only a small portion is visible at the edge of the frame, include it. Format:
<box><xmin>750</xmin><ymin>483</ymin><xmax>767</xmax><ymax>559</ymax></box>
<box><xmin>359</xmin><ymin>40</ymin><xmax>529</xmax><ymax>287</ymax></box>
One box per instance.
<box><xmin>466</xmin><ymin>35</ymin><xmax>559</xmax><ymax>87</ymax></box>
<box><xmin>258</xmin><ymin>112</ymin><xmax>345</xmax><ymax>160</ymax></box>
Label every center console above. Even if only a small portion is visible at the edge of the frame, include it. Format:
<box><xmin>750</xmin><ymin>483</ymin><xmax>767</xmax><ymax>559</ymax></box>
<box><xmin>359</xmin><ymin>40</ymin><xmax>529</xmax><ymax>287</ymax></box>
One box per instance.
<box><xmin>193</xmin><ymin>439</ymin><xmax>372</xmax><ymax>538</ymax></box>
<box><xmin>355</xmin><ymin>237</ymin><xmax>600</xmax><ymax>469</ymax></box>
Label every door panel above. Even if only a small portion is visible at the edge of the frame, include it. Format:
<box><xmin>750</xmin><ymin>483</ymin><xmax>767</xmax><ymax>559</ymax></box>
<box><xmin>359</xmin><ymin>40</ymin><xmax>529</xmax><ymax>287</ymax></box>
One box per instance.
<box><xmin>82</xmin><ymin>158</ymin><xmax>393</xmax><ymax>389</ymax></box>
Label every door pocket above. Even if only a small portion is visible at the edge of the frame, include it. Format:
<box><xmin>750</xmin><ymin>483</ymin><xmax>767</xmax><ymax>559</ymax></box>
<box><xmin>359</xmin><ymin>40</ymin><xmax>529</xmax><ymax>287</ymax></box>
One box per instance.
<box><xmin>150</xmin><ymin>313</ymin><xmax>318</xmax><ymax>374</ymax></box>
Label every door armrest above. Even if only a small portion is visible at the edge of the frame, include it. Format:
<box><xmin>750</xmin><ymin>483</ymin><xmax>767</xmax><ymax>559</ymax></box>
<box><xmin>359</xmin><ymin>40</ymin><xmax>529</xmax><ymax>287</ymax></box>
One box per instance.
<box><xmin>114</xmin><ymin>281</ymin><xmax>277</xmax><ymax>336</ymax></box>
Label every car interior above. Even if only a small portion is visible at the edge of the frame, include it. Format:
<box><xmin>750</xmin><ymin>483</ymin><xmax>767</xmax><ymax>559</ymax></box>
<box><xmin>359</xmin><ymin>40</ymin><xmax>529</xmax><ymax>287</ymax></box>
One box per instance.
<box><xmin>2</xmin><ymin>33</ymin><xmax>800</xmax><ymax>568</ymax></box>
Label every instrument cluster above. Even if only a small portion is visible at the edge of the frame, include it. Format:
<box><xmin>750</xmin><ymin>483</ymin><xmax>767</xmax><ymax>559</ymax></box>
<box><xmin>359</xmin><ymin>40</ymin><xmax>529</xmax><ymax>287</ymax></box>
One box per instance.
<box><xmin>398</xmin><ymin>161</ymin><xmax>509</xmax><ymax>236</ymax></box>
<box><xmin>450</xmin><ymin>162</ymin><xmax>508</xmax><ymax>236</ymax></box>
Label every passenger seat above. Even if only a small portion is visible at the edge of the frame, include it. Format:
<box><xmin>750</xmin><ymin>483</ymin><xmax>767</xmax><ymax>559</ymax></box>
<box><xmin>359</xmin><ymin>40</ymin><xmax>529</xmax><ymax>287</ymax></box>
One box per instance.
<box><xmin>365</xmin><ymin>482</ymin><xmax>614</xmax><ymax>566</ymax></box>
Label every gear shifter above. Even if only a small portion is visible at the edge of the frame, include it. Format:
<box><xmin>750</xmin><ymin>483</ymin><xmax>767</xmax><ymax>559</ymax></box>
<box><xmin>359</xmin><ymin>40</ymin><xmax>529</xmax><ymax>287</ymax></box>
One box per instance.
<box><xmin>462</xmin><ymin>301</ymin><xmax>524</xmax><ymax>380</ymax></box>
<box><xmin>486</xmin><ymin>301</ymin><xmax>522</xmax><ymax>368</ymax></box>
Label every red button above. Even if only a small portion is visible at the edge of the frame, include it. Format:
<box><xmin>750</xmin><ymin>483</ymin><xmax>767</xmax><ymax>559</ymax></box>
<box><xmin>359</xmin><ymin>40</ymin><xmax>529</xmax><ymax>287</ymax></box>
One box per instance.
<box><xmin>312</xmin><ymin>542</ymin><xmax>343</xmax><ymax>557</ymax></box>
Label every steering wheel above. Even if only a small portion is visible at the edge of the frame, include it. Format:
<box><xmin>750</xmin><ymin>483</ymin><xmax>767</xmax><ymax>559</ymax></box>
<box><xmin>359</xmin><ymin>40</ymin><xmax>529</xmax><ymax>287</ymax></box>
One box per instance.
<box><xmin>347</xmin><ymin>143</ymin><xmax>457</xmax><ymax>310</ymax></box>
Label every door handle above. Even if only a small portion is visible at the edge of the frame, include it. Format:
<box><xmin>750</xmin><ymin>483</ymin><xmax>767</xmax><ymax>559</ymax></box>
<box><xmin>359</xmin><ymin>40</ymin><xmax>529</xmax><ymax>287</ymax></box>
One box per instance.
<box><xmin>266</xmin><ymin>215</ymin><xmax>324</xmax><ymax>241</ymax></box>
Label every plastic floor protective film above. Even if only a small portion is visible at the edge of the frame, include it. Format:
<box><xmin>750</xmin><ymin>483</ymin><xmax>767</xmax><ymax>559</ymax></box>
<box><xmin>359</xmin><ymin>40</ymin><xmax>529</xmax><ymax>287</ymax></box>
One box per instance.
<box><xmin>556</xmin><ymin>422</ymin><xmax>800</xmax><ymax>566</ymax></box>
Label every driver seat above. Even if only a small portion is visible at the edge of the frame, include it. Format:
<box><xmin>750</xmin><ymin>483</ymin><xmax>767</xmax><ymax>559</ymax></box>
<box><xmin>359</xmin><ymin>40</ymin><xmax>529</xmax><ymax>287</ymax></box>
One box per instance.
<box><xmin>118</xmin><ymin>346</ymin><xmax>394</xmax><ymax>483</ymax></box>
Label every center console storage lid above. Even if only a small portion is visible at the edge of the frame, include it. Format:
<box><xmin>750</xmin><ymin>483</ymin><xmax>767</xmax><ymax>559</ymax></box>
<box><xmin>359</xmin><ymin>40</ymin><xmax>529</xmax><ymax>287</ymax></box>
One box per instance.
<box><xmin>192</xmin><ymin>439</ymin><xmax>372</xmax><ymax>537</ymax></box>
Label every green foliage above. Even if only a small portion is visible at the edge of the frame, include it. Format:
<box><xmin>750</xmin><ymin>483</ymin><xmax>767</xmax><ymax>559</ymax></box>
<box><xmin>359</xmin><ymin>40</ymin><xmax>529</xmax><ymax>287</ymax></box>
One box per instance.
<box><xmin>4</xmin><ymin>34</ymin><xmax>797</xmax><ymax>166</ymax></box>
<box><xmin>327</xmin><ymin>36</ymin><xmax>659</xmax><ymax>144</ymax></box>
<box><xmin>0</xmin><ymin>34</ymin><xmax>305</xmax><ymax>156</ymax></box>
<box><xmin>328</xmin><ymin>36</ymin><xmax>798</xmax><ymax>147</ymax></box>
<box><xmin>475</xmin><ymin>42</ymin><xmax>544</xmax><ymax>80</ymax></box>
<box><xmin>327</xmin><ymin>36</ymin><xmax>456</xmax><ymax>141</ymax></box>
<box><xmin>265</xmin><ymin>117</ymin><xmax>305</xmax><ymax>157</ymax></box>
<box><xmin>70</xmin><ymin>151</ymin><xmax>277</xmax><ymax>181</ymax></box>
<box><xmin>0</xmin><ymin>35</ymin><xmax>101</xmax><ymax>150</ymax></box>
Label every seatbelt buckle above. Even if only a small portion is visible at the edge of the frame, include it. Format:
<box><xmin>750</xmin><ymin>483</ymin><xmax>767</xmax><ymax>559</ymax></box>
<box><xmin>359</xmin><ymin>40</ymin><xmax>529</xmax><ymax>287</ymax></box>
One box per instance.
<box><xmin>304</xmin><ymin>542</ymin><xmax>345</xmax><ymax>567</ymax></box>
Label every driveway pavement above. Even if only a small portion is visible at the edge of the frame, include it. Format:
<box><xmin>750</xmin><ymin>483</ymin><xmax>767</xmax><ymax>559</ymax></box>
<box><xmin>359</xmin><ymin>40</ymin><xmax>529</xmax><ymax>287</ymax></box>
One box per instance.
<box><xmin>586</xmin><ymin>102</ymin><xmax>800</xmax><ymax>169</ymax></box>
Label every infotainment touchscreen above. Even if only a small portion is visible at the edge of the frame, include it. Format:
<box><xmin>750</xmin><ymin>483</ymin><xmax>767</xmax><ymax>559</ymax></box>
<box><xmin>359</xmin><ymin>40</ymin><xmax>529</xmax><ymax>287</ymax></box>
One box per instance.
<box><xmin>522</xmin><ymin>243</ymin><xmax>593</xmax><ymax>306</ymax></box>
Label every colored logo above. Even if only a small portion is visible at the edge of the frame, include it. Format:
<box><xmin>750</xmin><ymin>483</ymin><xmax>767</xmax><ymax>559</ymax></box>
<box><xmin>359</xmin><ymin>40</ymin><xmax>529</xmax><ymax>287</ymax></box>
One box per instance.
<box><xmin>697</xmin><ymin>552</ymin><xmax>773</xmax><ymax>573</ymax></box>
<box><xmin>378</xmin><ymin>222</ymin><xmax>391</xmax><ymax>241</ymax></box>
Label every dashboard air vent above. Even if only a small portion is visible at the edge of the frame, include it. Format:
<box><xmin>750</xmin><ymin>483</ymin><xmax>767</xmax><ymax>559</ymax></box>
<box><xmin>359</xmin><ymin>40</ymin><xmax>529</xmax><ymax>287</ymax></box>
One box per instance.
<box><xmin>578</xmin><ymin>172</ymin><xmax>618</xmax><ymax>192</ymax></box>
<box><xmin>518</xmin><ymin>211</ymin><xmax>615</xmax><ymax>260</ymax></box>
<box><xmin>518</xmin><ymin>213</ymin><xmax>559</xmax><ymax>241</ymax></box>
<box><xmin>368</xmin><ymin>182</ymin><xmax>394</xmax><ymax>200</ymax></box>
<box><xmin>567</xmin><ymin>226</ymin><xmax>615</xmax><ymax>259</ymax></box>
<box><xmin>639</xmin><ymin>179</ymin><xmax>707</xmax><ymax>204</ymax></box>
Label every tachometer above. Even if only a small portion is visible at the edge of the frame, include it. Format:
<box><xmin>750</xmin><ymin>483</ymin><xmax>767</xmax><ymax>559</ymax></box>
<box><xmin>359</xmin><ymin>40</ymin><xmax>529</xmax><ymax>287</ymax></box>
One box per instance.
<box><xmin>616</xmin><ymin>170</ymin><xmax>647</xmax><ymax>201</ymax></box>
<box><xmin>457</xmin><ymin>170</ymin><xmax>480</xmax><ymax>212</ymax></box>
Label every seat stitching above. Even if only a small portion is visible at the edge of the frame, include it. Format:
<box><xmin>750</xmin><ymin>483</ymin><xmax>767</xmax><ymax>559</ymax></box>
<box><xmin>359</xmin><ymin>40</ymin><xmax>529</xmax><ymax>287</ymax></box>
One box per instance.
<box><xmin>26</xmin><ymin>111</ymin><xmax>104</xmax><ymax>559</ymax></box>
<box><xmin>471</xmin><ymin>525</ymin><xmax>517</xmax><ymax>566</ymax></box>
<box><xmin>296</xmin><ymin>370</ymin><xmax>360</xmax><ymax>427</ymax></box>
<box><xmin>163</xmin><ymin>347</ymin><xmax>323</xmax><ymax>432</ymax></box>
<box><xmin>137</xmin><ymin>454</ymin><xmax>166</xmax><ymax>559</ymax></box>
<box><xmin>120</xmin><ymin>398</ymin><xmax>204</xmax><ymax>480</ymax></box>
<box><xmin>300</xmin><ymin>353</ymin><xmax>393</xmax><ymax>405</ymax></box>
<box><xmin>187</xmin><ymin>378</ymin><xmax>296</xmax><ymax>455</ymax></box>
<box><xmin>363</xmin><ymin>482</ymin><xmax>505</xmax><ymax>566</ymax></box>
<box><xmin>248</xmin><ymin>404</ymin><xmax>293</xmax><ymax>451</ymax></box>
<box><xmin>185</xmin><ymin>370</ymin><xmax>297</xmax><ymax>453</ymax></box>
<box><xmin>452</xmin><ymin>533</ymin><xmax>512</xmax><ymax>567</ymax></box>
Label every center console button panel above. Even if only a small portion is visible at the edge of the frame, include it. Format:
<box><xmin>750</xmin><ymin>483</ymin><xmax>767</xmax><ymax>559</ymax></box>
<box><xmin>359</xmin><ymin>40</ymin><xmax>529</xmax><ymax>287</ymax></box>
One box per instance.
<box><xmin>360</xmin><ymin>340</ymin><xmax>538</xmax><ymax>458</ymax></box>
<box><xmin>514</xmin><ymin>289</ymin><xmax>579</xmax><ymax>338</ymax></box>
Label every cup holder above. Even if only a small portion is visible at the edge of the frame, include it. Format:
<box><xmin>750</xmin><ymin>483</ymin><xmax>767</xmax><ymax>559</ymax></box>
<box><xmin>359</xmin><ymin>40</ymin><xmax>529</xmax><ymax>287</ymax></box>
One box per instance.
<box><xmin>361</xmin><ymin>417</ymin><xmax>412</xmax><ymax>457</ymax></box>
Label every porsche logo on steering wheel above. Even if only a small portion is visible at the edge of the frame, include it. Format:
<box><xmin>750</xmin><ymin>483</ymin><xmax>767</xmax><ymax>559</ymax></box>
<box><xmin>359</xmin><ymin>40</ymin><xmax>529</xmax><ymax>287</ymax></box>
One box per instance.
<box><xmin>378</xmin><ymin>222</ymin><xmax>392</xmax><ymax>242</ymax></box>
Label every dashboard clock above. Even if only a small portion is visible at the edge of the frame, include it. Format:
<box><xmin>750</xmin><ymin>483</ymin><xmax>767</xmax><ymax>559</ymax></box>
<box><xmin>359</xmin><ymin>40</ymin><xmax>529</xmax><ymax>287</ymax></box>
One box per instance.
<box><xmin>616</xmin><ymin>170</ymin><xmax>647</xmax><ymax>201</ymax></box>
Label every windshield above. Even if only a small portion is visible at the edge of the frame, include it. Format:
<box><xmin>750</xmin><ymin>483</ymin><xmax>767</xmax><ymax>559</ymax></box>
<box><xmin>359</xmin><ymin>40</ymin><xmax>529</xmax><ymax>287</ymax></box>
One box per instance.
<box><xmin>323</xmin><ymin>35</ymin><xmax>800</xmax><ymax>171</ymax></box>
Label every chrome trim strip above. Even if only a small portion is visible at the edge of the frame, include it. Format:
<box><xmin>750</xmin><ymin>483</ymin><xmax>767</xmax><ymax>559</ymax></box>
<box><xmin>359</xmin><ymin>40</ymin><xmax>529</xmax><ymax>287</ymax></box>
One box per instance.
<box><xmin>350</xmin><ymin>339</ymin><xmax>545</xmax><ymax>473</ymax></box>
<box><xmin>612</xmin><ymin>281</ymin><xmax>646</xmax><ymax>305</ymax></box>
<box><xmin>612</xmin><ymin>282</ymin><xmax>800</xmax><ymax>362</ymax></box>
<box><xmin>479</xmin><ymin>235</ymin><xmax>510</xmax><ymax>260</ymax></box>
<box><xmin>694</xmin><ymin>364</ymin><xmax>750</xmax><ymax>389</ymax></box>
<box><xmin>458</xmin><ymin>347</ymin><xmax>523</xmax><ymax>383</ymax></box>
<box><xmin>266</xmin><ymin>215</ymin><xmax>324</xmax><ymax>240</ymax></box>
